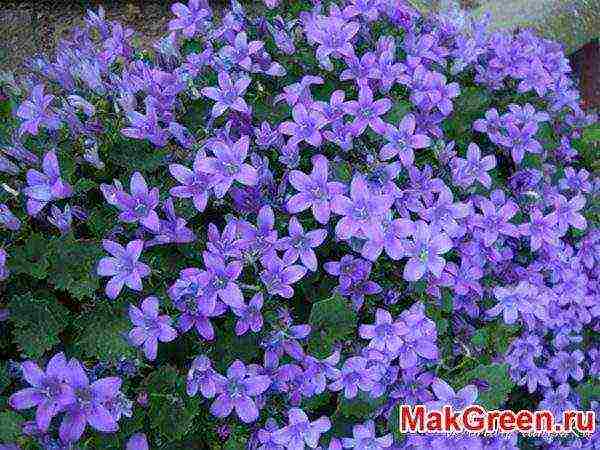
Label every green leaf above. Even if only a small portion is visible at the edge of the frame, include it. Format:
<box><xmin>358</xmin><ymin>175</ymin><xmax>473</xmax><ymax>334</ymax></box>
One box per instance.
<box><xmin>71</xmin><ymin>301</ymin><xmax>135</xmax><ymax>362</ymax></box>
<box><xmin>308</xmin><ymin>294</ymin><xmax>357</xmax><ymax>358</ymax></box>
<box><xmin>0</xmin><ymin>411</ymin><xmax>23</xmax><ymax>442</ymax></box>
<box><xmin>87</xmin><ymin>206</ymin><xmax>118</xmax><ymax>239</ymax></box>
<box><xmin>212</xmin><ymin>317</ymin><xmax>261</xmax><ymax>372</ymax></box>
<box><xmin>8</xmin><ymin>292</ymin><xmax>70</xmax><ymax>358</ymax></box>
<box><xmin>576</xmin><ymin>379</ymin><xmax>600</xmax><ymax>409</ymax></box>
<box><xmin>454</xmin><ymin>363</ymin><xmax>515</xmax><ymax>410</ymax></box>
<box><xmin>0</xmin><ymin>362</ymin><xmax>10</xmax><ymax>395</ymax></box>
<box><xmin>74</xmin><ymin>177</ymin><xmax>97</xmax><ymax>194</ymax></box>
<box><xmin>47</xmin><ymin>235</ymin><xmax>103</xmax><ymax>300</ymax></box>
<box><xmin>582</xmin><ymin>124</ymin><xmax>600</xmax><ymax>143</ymax></box>
<box><xmin>8</xmin><ymin>233</ymin><xmax>52</xmax><ymax>279</ymax></box>
<box><xmin>470</xmin><ymin>329</ymin><xmax>488</xmax><ymax>349</ymax></box>
<box><xmin>336</xmin><ymin>391</ymin><xmax>386</xmax><ymax>419</ymax></box>
<box><xmin>146</xmin><ymin>366</ymin><xmax>201</xmax><ymax>442</ymax></box>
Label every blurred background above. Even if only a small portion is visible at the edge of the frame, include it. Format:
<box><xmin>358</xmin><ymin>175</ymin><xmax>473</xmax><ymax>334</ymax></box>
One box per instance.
<box><xmin>0</xmin><ymin>0</ymin><xmax>598</xmax><ymax>107</ymax></box>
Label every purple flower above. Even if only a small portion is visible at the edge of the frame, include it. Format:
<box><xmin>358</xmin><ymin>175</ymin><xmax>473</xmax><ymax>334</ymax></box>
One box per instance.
<box><xmin>16</xmin><ymin>84</ymin><xmax>61</xmax><ymax>135</ymax></box>
<box><xmin>277</xmin><ymin>217</ymin><xmax>327</xmax><ymax>271</ymax></box>
<box><xmin>280</xmin><ymin>104</ymin><xmax>327</xmax><ymax>147</ymax></box>
<box><xmin>287</xmin><ymin>154</ymin><xmax>346</xmax><ymax>224</ymax></box>
<box><xmin>0</xmin><ymin>204</ymin><xmax>21</xmax><ymax>231</ymax></box>
<box><xmin>547</xmin><ymin>194</ymin><xmax>587</xmax><ymax>233</ymax></box>
<box><xmin>23</xmin><ymin>151</ymin><xmax>73</xmax><ymax>216</ymax></box>
<box><xmin>548</xmin><ymin>350</ymin><xmax>585</xmax><ymax>383</ymax></box>
<box><xmin>260</xmin><ymin>255</ymin><xmax>307</xmax><ymax>299</ymax></box>
<box><xmin>403</xmin><ymin>221</ymin><xmax>453</xmax><ymax>281</ymax></box>
<box><xmin>9</xmin><ymin>352</ymin><xmax>74</xmax><ymax>432</ymax></box>
<box><xmin>344</xmin><ymin>86</ymin><xmax>390</xmax><ymax>136</ymax></box>
<box><xmin>201</xmin><ymin>72</ymin><xmax>250</xmax><ymax>117</ymax></box>
<box><xmin>418</xmin><ymin>188</ymin><xmax>470</xmax><ymax>238</ymax></box>
<box><xmin>221</xmin><ymin>32</ymin><xmax>264</xmax><ymax>70</ymax></box>
<box><xmin>0</xmin><ymin>249</ymin><xmax>8</xmax><ymax>281</ymax></box>
<box><xmin>168</xmin><ymin>0</ymin><xmax>211</xmax><ymax>38</ymax></box>
<box><xmin>114</xmin><ymin>172</ymin><xmax>160</xmax><ymax>232</ymax></box>
<box><xmin>302</xmin><ymin>351</ymin><xmax>341</xmax><ymax>396</ymax></box>
<box><xmin>324</xmin><ymin>255</ymin><xmax>372</xmax><ymax>284</ymax></box>
<box><xmin>329</xmin><ymin>356</ymin><xmax>379</xmax><ymax>399</ymax></box>
<box><xmin>310</xmin><ymin>16</ymin><xmax>359</xmax><ymax>70</ymax></box>
<box><xmin>172</xmin><ymin>273</ymin><xmax>224</xmax><ymax>340</ymax></box>
<box><xmin>427</xmin><ymin>378</ymin><xmax>478</xmax><ymax>411</ymax></box>
<box><xmin>538</xmin><ymin>384</ymin><xmax>575</xmax><ymax>419</ymax></box>
<box><xmin>126</xmin><ymin>433</ymin><xmax>149</xmax><ymax>450</ymax></box>
<box><xmin>97</xmin><ymin>239</ymin><xmax>151</xmax><ymax>300</ymax></box>
<box><xmin>186</xmin><ymin>355</ymin><xmax>220</xmax><ymax>398</ymax></box>
<box><xmin>210</xmin><ymin>360</ymin><xmax>271</xmax><ymax>423</ymax></box>
<box><xmin>128</xmin><ymin>296</ymin><xmax>177</xmax><ymax>360</ymax></box>
<box><xmin>121</xmin><ymin>99</ymin><xmax>169</xmax><ymax>147</ymax></box>
<box><xmin>558</xmin><ymin>167</ymin><xmax>592</xmax><ymax>193</ymax></box>
<box><xmin>314</xmin><ymin>90</ymin><xmax>347</xmax><ymax>123</ymax></box>
<box><xmin>409</xmin><ymin>68</ymin><xmax>460</xmax><ymax>115</ymax></box>
<box><xmin>332</xmin><ymin>174</ymin><xmax>394</xmax><ymax>241</ymax></box>
<box><xmin>359</xmin><ymin>308</ymin><xmax>407</xmax><ymax>354</ymax></box>
<box><xmin>519</xmin><ymin>208</ymin><xmax>559</xmax><ymax>251</ymax></box>
<box><xmin>501</xmin><ymin>122</ymin><xmax>543</xmax><ymax>164</ymax></box>
<box><xmin>147</xmin><ymin>198</ymin><xmax>196</xmax><ymax>247</ymax></box>
<box><xmin>380</xmin><ymin>113</ymin><xmax>431</xmax><ymax>165</ymax></box>
<box><xmin>59</xmin><ymin>360</ymin><xmax>123</xmax><ymax>443</ymax></box>
<box><xmin>198</xmin><ymin>135</ymin><xmax>258</xmax><ymax>198</ymax></box>
<box><xmin>339</xmin><ymin>275</ymin><xmax>382</xmax><ymax>310</ymax></box>
<box><xmin>257</xmin><ymin>418</ymin><xmax>285</xmax><ymax>450</ymax></box>
<box><xmin>472</xmin><ymin>196</ymin><xmax>520</xmax><ymax>246</ymax></box>
<box><xmin>47</xmin><ymin>204</ymin><xmax>72</xmax><ymax>234</ymax></box>
<box><xmin>451</xmin><ymin>143</ymin><xmax>496</xmax><ymax>189</ymax></box>
<box><xmin>232</xmin><ymin>293</ymin><xmax>264</xmax><ymax>335</ymax></box>
<box><xmin>261</xmin><ymin>318</ymin><xmax>311</xmax><ymax>367</ymax></box>
<box><xmin>275</xmin><ymin>76</ymin><xmax>323</xmax><ymax>107</ymax></box>
<box><xmin>169</xmin><ymin>151</ymin><xmax>212</xmax><ymax>212</ymax></box>
<box><xmin>273</xmin><ymin>408</ymin><xmax>331</xmax><ymax>449</ymax></box>
<box><xmin>360</xmin><ymin>213</ymin><xmax>413</xmax><ymax>261</ymax></box>
<box><xmin>487</xmin><ymin>281</ymin><xmax>534</xmax><ymax>325</ymax></box>
<box><xmin>238</xmin><ymin>205</ymin><xmax>279</xmax><ymax>261</ymax></box>
<box><xmin>340</xmin><ymin>52</ymin><xmax>377</xmax><ymax>86</ymax></box>
<box><xmin>206</xmin><ymin>221</ymin><xmax>243</xmax><ymax>259</ymax></box>
<box><xmin>341</xmin><ymin>420</ymin><xmax>393</xmax><ymax>450</ymax></box>
<box><xmin>200</xmin><ymin>251</ymin><xmax>245</xmax><ymax>308</ymax></box>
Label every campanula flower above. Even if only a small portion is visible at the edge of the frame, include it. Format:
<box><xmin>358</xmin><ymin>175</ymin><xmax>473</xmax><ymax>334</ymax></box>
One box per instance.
<box><xmin>97</xmin><ymin>239</ymin><xmax>151</xmax><ymax>299</ymax></box>
<box><xmin>128</xmin><ymin>296</ymin><xmax>177</xmax><ymax>360</ymax></box>
<box><xmin>287</xmin><ymin>154</ymin><xmax>346</xmax><ymax>224</ymax></box>
<box><xmin>23</xmin><ymin>151</ymin><xmax>73</xmax><ymax>216</ymax></box>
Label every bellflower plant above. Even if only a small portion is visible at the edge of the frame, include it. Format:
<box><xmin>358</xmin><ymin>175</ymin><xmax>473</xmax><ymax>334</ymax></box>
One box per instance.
<box><xmin>0</xmin><ymin>0</ymin><xmax>598</xmax><ymax>448</ymax></box>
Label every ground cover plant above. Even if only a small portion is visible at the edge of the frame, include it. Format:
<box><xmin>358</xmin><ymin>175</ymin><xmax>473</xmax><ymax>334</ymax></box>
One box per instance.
<box><xmin>0</xmin><ymin>0</ymin><xmax>598</xmax><ymax>449</ymax></box>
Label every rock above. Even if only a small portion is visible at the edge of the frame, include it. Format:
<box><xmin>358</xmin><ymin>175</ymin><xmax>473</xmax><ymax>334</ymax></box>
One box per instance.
<box><xmin>471</xmin><ymin>0</ymin><xmax>600</xmax><ymax>54</ymax></box>
<box><xmin>409</xmin><ymin>0</ymin><xmax>600</xmax><ymax>54</ymax></box>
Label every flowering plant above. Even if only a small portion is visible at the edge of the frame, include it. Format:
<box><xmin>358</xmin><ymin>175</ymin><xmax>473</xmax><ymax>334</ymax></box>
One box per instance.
<box><xmin>0</xmin><ymin>0</ymin><xmax>598</xmax><ymax>449</ymax></box>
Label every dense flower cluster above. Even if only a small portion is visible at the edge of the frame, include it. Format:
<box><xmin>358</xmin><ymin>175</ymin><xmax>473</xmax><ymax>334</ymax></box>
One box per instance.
<box><xmin>0</xmin><ymin>0</ymin><xmax>598</xmax><ymax>448</ymax></box>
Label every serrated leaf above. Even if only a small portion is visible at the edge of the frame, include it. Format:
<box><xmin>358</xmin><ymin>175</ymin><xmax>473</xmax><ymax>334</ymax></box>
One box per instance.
<box><xmin>47</xmin><ymin>235</ymin><xmax>103</xmax><ymax>300</ymax></box>
<box><xmin>146</xmin><ymin>366</ymin><xmax>201</xmax><ymax>442</ymax></box>
<box><xmin>212</xmin><ymin>318</ymin><xmax>261</xmax><ymax>372</ymax></box>
<box><xmin>8</xmin><ymin>292</ymin><xmax>70</xmax><ymax>358</ymax></box>
<box><xmin>74</xmin><ymin>177</ymin><xmax>97</xmax><ymax>194</ymax></box>
<box><xmin>8</xmin><ymin>233</ymin><xmax>52</xmax><ymax>279</ymax></box>
<box><xmin>0</xmin><ymin>411</ymin><xmax>23</xmax><ymax>442</ymax></box>
<box><xmin>336</xmin><ymin>391</ymin><xmax>385</xmax><ymax>419</ymax></box>
<box><xmin>576</xmin><ymin>379</ymin><xmax>600</xmax><ymax>409</ymax></box>
<box><xmin>0</xmin><ymin>362</ymin><xmax>10</xmax><ymax>395</ymax></box>
<box><xmin>71</xmin><ymin>301</ymin><xmax>135</xmax><ymax>363</ymax></box>
<box><xmin>455</xmin><ymin>363</ymin><xmax>515</xmax><ymax>410</ymax></box>
<box><xmin>308</xmin><ymin>294</ymin><xmax>357</xmax><ymax>358</ymax></box>
<box><xmin>87</xmin><ymin>206</ymin><xmax>117</xmax><ymax>239</ymax></box>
